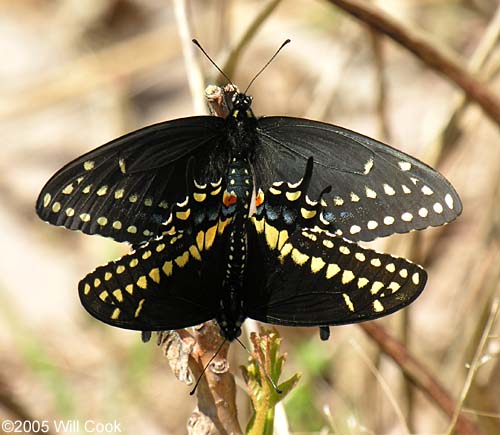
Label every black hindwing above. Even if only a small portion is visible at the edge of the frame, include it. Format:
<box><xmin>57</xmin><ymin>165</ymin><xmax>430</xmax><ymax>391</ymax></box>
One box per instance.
<box><xmin>245</xmin><ymin>225</ymin><xmax>426</xmax><ymax>326</ymax></box>
<box><xmin>78</xmin><ymin>166</ymin><xmax>231</xmax><ymax>330</ymax></box>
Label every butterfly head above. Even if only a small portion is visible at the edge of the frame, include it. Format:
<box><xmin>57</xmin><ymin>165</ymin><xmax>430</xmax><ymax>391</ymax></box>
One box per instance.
<box><xmin>219</xmin><ymin>321</ymin><xmax>242</xmax><ymax>341</ymax></box>
<box><xmin>232</xmin><ymin>92</ymin><xmax>252</xmax><ymax>109</ymax></box>
<box><xmin>216</xmin><ymin>292</ymin><xmax>245</xmax><ymax>341</ymax></box>
<box><xmin>230</xmin><ymin>92</ymin><xmax>254</xmax><ymax>120</ymax></box>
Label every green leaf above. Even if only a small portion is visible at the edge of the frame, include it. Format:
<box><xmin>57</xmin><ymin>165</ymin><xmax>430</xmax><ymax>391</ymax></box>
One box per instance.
<box><xmin>241</xmin><ymin>328</ymin><xmax>300</xmax><ymax>435</ymax></box>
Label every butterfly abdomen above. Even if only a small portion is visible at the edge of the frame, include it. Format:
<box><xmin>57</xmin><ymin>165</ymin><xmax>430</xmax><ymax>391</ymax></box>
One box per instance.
<box><xmin>216</xmin><ymin>157</ymin><xmax>254</xmax><ymax>340</ymax></box>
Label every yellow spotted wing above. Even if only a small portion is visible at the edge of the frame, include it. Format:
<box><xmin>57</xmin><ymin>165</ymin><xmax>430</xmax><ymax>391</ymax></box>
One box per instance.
<box><xmin>79</xmin><ymin>230</ymin><xmax>223</xmax><ymax>329</ymax></box>
<box><xmin>78</xmin><ymin>165</ymin><xmax>231</xmax><ymax>330</ymax></box>
<box><xmin>244</xmin><ymin>226</ymin><xmax>426</xmax><ymax>325</ymax></box>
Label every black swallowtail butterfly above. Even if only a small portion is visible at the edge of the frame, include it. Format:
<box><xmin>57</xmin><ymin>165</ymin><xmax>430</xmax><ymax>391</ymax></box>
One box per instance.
<box><xmin>78</xmin><ymin>157</ymin><xmax>428</xmax><ymax>340</ymax></box>
<box><xmin>36</xmin><ymin>61</ymin><xmax>461</xmax><ymax>339</ymax></box>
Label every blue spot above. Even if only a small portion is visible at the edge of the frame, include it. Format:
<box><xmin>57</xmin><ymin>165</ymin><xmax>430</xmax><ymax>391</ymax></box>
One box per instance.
<box><xmin>222</xmin><ymin>205</ymin><xmax>236</xmax><ymax>217</ymax></box>
<box><xmin>266</xmin><ymin>205</ymin><xmax>280</xmax><ymax>220</ymax></box>
<box><xmin>194</xmin><ymin>211</ymin><xmax>205</xmax><ymax>225</ymax></box>
<box><xmin>208</xmin><ymin>207</ymin><xmax>220</xmax><ymax>221</ymax></box>
<box><xmin>283</xmin><ymin>207</ymin><xmax>298</xmax><ymax>224</ymax></box>
<box><xmin>151</xmin><ymin>213</ymin><xmax>166</xmax><ymax>224</ymax></box>
<box><xmin>323</xmin><ymin>211</ymin><xmax>335</xmax><ymax>222</ymax></box>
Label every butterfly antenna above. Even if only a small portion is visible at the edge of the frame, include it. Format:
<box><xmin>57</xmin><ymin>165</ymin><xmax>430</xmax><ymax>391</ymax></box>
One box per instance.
<box><xmin>244</xmin><ymin>39</ymin><xmax>291</xmax><ymax>94</ymax></box>
<box><xmin>189</xmin><ymin>338</ymin><xmax>227</xmax><ymax>396</ymax></box>
<box><xmin>192</xmin><ymin>39</ymin><xmax>233</xmax><ymax>85</ymax></box>
<box><xmin>235</xmin><ymin>337</ymin><xmax>282</xmax><ymax>394</ymax></box>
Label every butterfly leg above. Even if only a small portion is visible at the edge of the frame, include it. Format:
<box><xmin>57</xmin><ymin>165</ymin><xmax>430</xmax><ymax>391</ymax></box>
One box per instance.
<box><xmin>319</xmin><ymin>326</ymin><xmax>330</xmax><ymax>341</ymax></box>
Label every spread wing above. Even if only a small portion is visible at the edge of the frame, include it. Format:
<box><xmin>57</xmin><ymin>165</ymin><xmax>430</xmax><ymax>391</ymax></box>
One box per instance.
<box><xmin>37</xmin><ymin>116</ymin><xmax>229</xmax><ymax>244</ymax></box>
<box><xmin>255</xmin><ymin>117</ymin><xmax>462</xmax><ymax>242</ymax></box>
<box><xmin>245</xmin><ymin>226</ymin><xmax>426</xmax><ymax>326</ymax></box>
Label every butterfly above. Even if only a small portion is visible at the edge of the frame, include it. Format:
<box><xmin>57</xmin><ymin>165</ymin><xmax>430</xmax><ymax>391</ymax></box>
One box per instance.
<box><xmin>78</xmin><ymin>157</ymin><xmax>428</xmax><ymax>340</ymax></box>
<box><xmin>36</xmin><ymin>42</ymin><xmax>461</xmax><ymax>339</ymax></box>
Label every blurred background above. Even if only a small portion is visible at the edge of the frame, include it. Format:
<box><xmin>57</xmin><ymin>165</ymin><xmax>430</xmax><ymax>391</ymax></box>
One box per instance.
<box><xmin>1</xmin><ymin>0</ymin><xmax>499</xmax><ymax>434</ymax></box>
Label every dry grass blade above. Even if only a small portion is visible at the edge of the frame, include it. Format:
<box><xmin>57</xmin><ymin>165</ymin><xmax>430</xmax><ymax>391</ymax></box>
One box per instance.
<box><xmin>446</xmin><ymin>297</ymin><xmax>500</xmax><ymax>435</ymax></box>
<box><xmin>173</xmin><ymin>0</ymin><xmax>206</xmax><ymax>114</ymax></box>
<box><xmin>350</xmin><ymin>339</ymin><xmax>410</xmax><ymax>434</ymax></box>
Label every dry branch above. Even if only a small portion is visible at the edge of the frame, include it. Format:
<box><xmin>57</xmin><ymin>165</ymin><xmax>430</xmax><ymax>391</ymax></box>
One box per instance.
<box><xmin>326</xmin><ymin>0</ymin><xmax>500</xmax><ymax>127</ymax></box>
<box><xmin>160</xmin><ymin>326</ymin><xmax>241</xmax><ymax>435</ymax></box>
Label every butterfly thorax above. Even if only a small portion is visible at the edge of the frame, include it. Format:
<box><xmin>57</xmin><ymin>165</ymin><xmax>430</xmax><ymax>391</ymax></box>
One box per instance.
<box><xmin>216</xmin><ymin>155</ymin><xmax>253</xmax><ymax>340</ymax></box>
<box><xmin>224</xmin><ymin>92</ymin><xmax>258</xmax><ymax>160</ymax></box>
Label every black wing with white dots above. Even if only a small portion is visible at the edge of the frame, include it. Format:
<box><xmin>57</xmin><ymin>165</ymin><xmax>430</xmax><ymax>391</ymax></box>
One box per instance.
<box><xmin>37</xmin><ymin>116</ymin><xmax>227</xmax><ymax>244</ymax></box>
<box><xmin>255</xmin><ymin>117</ymin><xmax>462</xmax><ymax>242</ymax></box>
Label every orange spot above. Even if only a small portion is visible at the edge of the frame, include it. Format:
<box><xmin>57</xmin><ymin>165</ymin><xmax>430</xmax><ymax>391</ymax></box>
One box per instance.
<box><xmin>255</xmin><ymin>192</ymin><xmax>264</xmax><ymax>207</ymax></box>
<box><xmin>223</xmin><ymin>192</ymin><xmax>237</xmax><ymax>206</ymax></box>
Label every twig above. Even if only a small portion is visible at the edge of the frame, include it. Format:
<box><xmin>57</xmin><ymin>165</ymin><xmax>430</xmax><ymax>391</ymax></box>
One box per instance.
<box><xmin>360</xmin><ymin>322</ymin><xmax>483</xmax><ymax>435</ymax></box>
<box><xmin>184</xmin><ymin>326</ymin><xmax>241</xmax><ymax>435</ymax></box>
<box><xmin>222</xmin><ymin>0</ymin><xmax>283</xmax><ymax>81</ymax></box>
<box><xmin>325</xmin><ymin>0</ymin><xmax>500</xmax><ymax>127</ymax></box>
<box><xmin>368</xmin><ymin>30</ymin><xmax>390</xmax><ymax>142</ymax></box>
<box><xmin>173</xmin><ymin>0</ymin><xmax>207</xmax><ymax>114</ymax></box>
<box><xmin>159</xmin><ymin>326</ymin><xmax>241</xmax><ymax>435</ymax></box>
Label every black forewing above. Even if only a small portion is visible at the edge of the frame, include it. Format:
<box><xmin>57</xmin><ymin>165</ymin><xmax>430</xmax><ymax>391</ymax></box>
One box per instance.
<box><xmin>37</xmin><ymin>116</ymin><xmax>228</xmax><ymax>244</ymax></box>
<box><xmin>244</xmin><ymin>226</ymin><xmax>426</xmax><ymax>326</ymax></box>
<box><xmin>255</xmin><ymin>116</ymin><xmax>462</xmax><ymax>242</ymax></box>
